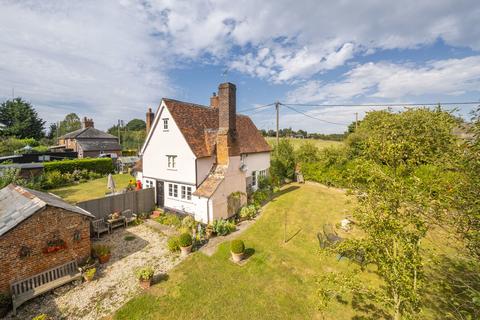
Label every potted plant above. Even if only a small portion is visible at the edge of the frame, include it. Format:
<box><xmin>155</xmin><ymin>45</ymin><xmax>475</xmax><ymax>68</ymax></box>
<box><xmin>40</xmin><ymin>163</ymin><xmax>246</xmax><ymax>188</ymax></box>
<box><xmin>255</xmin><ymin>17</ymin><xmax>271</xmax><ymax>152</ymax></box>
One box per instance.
<box><xmin>135</xmin><ymin>266</ymin><xmax>154</xmax><ymax>289</ymax></box>
<box><xmin>93</xmin><ymin>245</ymin><xmax>111</xmax><ymax>264</ymax></box>
<box><xmin>0</xmin><ymin>293</ymin><xmax>10</xmax><ymax>318</ymax></box>
<box><xmin>230</xmin><ymin>239</ymin><xmax>245</xmax><ymax>263</ymax></box>
<box><xmin>178</xmin><ymin>233</ymin><xmax>193</xmax><ymax>256</ymax></box>
<box><xmin>83</xmin><ymin>268</ymin><xmax>96</xmax><ymax>282</ymax></box>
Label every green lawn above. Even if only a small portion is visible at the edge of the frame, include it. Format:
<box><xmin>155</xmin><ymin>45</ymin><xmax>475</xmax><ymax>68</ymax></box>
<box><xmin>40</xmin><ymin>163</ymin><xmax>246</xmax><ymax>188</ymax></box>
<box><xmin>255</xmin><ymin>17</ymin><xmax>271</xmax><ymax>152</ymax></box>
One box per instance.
<box><xmin>50</xmin><ymin>173</ymin><xmax>133</xmax><ymax>203</ymax></box>
<box><xmin>115</xmin><ymin>184</ymin><xmax>372</xmax><ymax>320</ymax></box>
<box><xmin>115</xmin><ymin>182</ymin><xmax>469</xmax><ymax>320</ymax></box>
<box><xmin>266</xmin><ymin>137</ymin><xmax>343</xmax><ymax>150</ymax></box>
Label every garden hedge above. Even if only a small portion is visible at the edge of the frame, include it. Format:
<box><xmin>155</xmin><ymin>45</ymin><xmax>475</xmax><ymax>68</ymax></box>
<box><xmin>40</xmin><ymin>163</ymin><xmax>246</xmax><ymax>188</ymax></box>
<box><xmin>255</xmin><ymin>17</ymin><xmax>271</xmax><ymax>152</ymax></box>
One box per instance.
<box><xmin>43</xmin><ymin>158</ymin><xmax>114</xmax><ymax>175</ymax></box>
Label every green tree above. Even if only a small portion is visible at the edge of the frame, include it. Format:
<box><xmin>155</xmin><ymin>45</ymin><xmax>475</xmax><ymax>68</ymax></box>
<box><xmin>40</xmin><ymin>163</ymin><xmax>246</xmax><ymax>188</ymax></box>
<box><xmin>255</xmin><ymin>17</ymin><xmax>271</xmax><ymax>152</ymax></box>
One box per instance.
<box><xmin>0</xmin><ymin>98</ymin><xmax>45</xmax><ymax>139</ymax></box>
<box><xmin>270</xmin><ymin>139</ymin><xmax>295</xmax><ymax>184</ymax></box>
<box><xmin>126</xmin><ymin>119</ymin><xmax>146</xmax><ymax>131</ymax></box>
<box><xmin>335</xmin><ymin>108</ymin><xmax>459</xmax><ymax>319</ymax></box>
<box><xmin>295</xmin><ymin>141</ymin><xmax>319</xmax><ymax>163</ymax></box>
<box><xmin>58</xmin><ymin>113</ymin><xmax>81</xmax><ymax>136</ymax></box>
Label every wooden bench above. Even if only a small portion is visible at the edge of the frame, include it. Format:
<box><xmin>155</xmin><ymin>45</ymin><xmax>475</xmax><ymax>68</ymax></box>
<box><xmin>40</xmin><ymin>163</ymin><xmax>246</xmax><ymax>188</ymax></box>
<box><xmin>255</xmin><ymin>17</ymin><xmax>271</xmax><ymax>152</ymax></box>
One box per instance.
<box><xmin>10</xmin><ymin>260</ymin><xmax>82</xmax><ymax>315</ymax></box>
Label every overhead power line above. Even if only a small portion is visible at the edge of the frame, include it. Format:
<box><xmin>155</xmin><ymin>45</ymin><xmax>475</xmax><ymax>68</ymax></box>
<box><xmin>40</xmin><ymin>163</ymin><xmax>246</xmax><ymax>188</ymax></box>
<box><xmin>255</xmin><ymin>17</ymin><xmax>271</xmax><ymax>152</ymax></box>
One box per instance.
<box><xmin>281</xmin><ymin>104</ymin><xmax>349</xmax><ymax>126</ymax></box>
<box><xmin>238</xmin><ymin>102</ymin><xmax>275</xmax><ymax>113</ymax></box>
<box><xmin>280</xmin><ymin>101</ymin><xmax>480</xmax><ymax>108</ymax></box>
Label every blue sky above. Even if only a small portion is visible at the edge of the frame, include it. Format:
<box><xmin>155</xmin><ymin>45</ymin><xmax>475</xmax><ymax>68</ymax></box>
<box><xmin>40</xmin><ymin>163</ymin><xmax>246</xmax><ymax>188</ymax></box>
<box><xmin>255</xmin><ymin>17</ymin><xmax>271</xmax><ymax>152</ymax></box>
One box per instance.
<box><xmin>0</xmin><ymin>1</ymin><xmax>479</xmax><ymax>133</ymax></box>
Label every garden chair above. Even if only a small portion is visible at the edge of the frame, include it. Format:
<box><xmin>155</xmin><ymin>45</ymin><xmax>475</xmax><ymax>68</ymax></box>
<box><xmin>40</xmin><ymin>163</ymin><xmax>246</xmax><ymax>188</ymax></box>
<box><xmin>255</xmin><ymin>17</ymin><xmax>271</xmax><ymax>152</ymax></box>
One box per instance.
<box><xmin>92</xmin><ymin>219</ymin><xmax>110</xmax><ymax>238</ymax></box>
<box><xmin>323</xmin><ymin>224</ymin><xmax>343</xmax><ymax>246</ymax></box>
<box><xmin>122</xmin><ymin>209</ymin><xmax>137</xmax><ymax>227</ymax></box>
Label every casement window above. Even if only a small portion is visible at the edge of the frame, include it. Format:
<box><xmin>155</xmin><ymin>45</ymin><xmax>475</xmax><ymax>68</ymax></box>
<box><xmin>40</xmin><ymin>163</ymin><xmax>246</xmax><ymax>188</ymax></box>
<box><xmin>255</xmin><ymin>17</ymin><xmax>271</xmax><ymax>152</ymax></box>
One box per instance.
<box><xmin>145</xmin><ymin>180</ymin><xmax>154</xmax><ymax>188</ymax></box>
<box><xmin>186</xmin><ymin>186</ymin><xmax>192</xmax><ymax>200</ymax></box>
<box><xmin>167</xmin><ymin>155</ymin><xmax>177</xmax><ymax>169</ymax></box>
<box><xmin>173</xmin><ymin>184</ymin><xmax>178</xmax><ymax>197</ymax></box>
<box><xmin>163</xmin><ymin>118</ymin><xmax>169</xmax><ymax>130</ymax></box>
<box><xmin>259</xmin><ymin>170</ymin><xmax>267</xmax><ymax>178</ymax></box>
<box><xmin>168</xmin><ymin>183</ymin><xmax>173</xmax><ymax>196</ymax></box>
<box><xmin>252</xmin><ymin>171</ymin><xmax>257</xmax><ymax>186</ymax></box>
<box><xmin>181</xmin><ymin>185</ymin><xmax>186</xmax><ymax>199</ymax></box>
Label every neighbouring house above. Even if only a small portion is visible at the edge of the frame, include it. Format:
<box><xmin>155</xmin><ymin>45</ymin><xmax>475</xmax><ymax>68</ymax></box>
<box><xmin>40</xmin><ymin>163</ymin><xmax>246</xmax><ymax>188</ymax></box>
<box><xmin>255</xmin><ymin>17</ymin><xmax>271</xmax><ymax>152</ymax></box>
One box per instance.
<box><xmin>139</xmin><ymin>82</ymin><xmax>271</xmax><ymax>223</ymax></box>
<box><xmin>50</xmin><ymin>117</ymin><xmax>122</xmax><ymax>158</ymax></box>
<box><xmin>0</xmin><ymin>184</ymin><xmax>94</xmax><ymax>295</ymax></box>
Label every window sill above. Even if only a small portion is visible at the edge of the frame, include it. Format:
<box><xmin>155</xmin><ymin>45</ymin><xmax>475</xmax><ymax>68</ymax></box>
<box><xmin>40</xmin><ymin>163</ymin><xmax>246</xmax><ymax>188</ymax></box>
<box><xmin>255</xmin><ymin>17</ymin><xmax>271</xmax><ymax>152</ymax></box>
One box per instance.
<box><xmin>167</xmin><ymin>168</ymin><xmax>177</xmax><ymax>171</ymax></box>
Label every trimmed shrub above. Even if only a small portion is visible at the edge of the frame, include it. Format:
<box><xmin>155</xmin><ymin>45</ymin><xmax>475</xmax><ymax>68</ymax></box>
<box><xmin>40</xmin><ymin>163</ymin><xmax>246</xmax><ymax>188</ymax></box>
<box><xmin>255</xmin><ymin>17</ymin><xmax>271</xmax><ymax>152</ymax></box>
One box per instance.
<box><xmin>178</xmin><ymin>233</ymin><xmax>193</xmax><ymax>247</ymax></box>
<box><xmin>43</xmin><ymin>158</ymin><xmax>114</xmax><ymax>175</ymax></box>
<box><xmin>167</xmin><ymin>236</ymin><xmax>180</xmax><ymax>252</ymax></box>
<box><xmin>239</xmin><ymin>205</ymin><xmax>257</xmax><ymax>220</ymax></box>
<box><xmin>230</xmin><ymin>240</ymin><xmax>245</xmax><ymax>254</ymax></box>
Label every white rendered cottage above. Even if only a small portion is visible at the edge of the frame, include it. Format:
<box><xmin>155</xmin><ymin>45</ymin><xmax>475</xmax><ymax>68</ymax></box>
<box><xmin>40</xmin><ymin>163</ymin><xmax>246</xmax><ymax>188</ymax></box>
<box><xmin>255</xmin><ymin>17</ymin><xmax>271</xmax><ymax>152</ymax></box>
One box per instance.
<box><xmin>138</xmin><ymin>82</ymin><xmax>271</xmax><ymax>223</ymax></box>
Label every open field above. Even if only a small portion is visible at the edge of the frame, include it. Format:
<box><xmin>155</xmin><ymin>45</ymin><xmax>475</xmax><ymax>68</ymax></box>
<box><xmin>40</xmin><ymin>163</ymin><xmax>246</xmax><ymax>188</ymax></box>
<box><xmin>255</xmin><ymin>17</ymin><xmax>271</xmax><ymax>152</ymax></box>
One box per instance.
<box><xmin>265</xmin><ymin>137</ymin><xmax>343</xmax><ymax>150</ymax></box>
<box><xmin>50</xmin><ymin>173</ymin><xmax>132</xmax><ymax>203</ymax></box>
<box><xmin>115</xmin><ymin>182</ymin><xmax>469</xmax><ymax>320</ymax></box>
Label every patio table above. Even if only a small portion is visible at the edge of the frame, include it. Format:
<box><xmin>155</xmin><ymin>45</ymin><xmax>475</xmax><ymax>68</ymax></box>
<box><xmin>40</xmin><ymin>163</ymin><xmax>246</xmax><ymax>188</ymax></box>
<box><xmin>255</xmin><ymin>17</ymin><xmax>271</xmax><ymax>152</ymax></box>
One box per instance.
<box><xmin>107</xmin><ymin>216</ymin><xmax>126</xmax><ymax>231</ymax></box>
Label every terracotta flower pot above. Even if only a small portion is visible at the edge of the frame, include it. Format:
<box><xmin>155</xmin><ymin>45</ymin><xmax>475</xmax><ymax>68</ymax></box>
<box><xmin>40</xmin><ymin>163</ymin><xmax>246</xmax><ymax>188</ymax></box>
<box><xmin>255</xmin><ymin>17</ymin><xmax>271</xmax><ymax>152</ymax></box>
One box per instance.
<box><xmin>98</xmin><ymin>254</ymin><xmax>111</xmax><ymax>264</ymax></box>
<box><xmin>180</xmin><ymin>245</ymin><xmax>192</xmax><ymax>257</ymax></box>
<box><xmin>231</xmin><ymin>251</ymin><xmax>244</xmax><ymax>263</ymax></box>
<box><xmin>139</xmin><ymin>279</ymin><xmax>152</xmax><ymax>289</ymax></box>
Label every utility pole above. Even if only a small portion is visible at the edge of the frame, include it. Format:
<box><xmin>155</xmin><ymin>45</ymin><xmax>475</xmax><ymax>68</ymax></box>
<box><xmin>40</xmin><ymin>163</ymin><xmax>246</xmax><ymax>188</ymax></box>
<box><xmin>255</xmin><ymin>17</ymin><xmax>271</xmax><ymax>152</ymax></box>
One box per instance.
<box><xmin>117</xmin><ymin>120</ymin><xmax>121</xmax><ymax>145</ymax></box>
<box><xmin>355</xmin><ymin>112</ymin><xmax>358</xmax><ymax>131</ymax></box>
<box><xmin>275</xmin><ymin>101</ymin><xmax>280</xmax><ymax>153</ymax></box>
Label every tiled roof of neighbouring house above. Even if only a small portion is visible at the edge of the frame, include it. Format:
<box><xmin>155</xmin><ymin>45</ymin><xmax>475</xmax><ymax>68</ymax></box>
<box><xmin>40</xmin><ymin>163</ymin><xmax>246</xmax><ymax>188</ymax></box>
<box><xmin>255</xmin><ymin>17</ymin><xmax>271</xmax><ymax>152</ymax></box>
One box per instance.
<box><xmin>77</xmin><ymin>139</ymin><xmax>122</xmax><ymax>152</ymax></box>
<box><xmin>0</xmin><ymin>184</ymin><xmax>94</xmax><ymax>237</ymax></box>
<box><xmin>162</xmin><ymin>98</ymin><xmax>271</xmax><ymax>158</ymax></box>
<box><xmin>59</xmin><ymin>127</ymin><xmax>118</xmax><ymax>140</ymax></box>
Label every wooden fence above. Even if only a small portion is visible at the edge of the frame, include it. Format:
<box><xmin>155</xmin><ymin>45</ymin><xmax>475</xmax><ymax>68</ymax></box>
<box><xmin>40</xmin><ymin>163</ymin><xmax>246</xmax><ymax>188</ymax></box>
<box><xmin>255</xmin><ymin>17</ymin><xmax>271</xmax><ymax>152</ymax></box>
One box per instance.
<box><xmin>77</xmin><ymin>188</ymin><xmax>155</xmax><ymax>220</ymax></box>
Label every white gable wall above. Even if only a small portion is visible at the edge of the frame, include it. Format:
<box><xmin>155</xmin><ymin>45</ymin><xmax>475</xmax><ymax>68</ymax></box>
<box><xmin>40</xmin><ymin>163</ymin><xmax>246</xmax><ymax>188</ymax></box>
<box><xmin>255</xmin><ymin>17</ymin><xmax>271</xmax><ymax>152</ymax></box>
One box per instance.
<box><xmin>142</xmin><ymin>102</ymin><xmax>197</xmax><ymax>185</ymax></box>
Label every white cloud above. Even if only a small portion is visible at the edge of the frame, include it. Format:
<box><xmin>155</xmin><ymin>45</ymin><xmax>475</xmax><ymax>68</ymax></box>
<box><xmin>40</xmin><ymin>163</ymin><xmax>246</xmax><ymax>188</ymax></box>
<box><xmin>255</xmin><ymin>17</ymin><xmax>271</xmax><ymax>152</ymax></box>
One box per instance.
<box><xmin>0</xmin><ymin>1</ymin><xmax>172</xmax><ymax>129</ymax></box>
<box><xmin>287</xmin><ymin>56</ymin><xmax>480</xmax><ymax>103</ymax></box>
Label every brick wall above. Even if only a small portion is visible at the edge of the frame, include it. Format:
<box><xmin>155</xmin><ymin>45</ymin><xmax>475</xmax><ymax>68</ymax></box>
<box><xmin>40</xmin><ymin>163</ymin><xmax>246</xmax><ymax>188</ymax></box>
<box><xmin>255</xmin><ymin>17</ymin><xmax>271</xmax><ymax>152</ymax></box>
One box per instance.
<box><xmin>0</xmin><ymin>207</ymin><xmax>91</xmax><ymax>294</ymax></box>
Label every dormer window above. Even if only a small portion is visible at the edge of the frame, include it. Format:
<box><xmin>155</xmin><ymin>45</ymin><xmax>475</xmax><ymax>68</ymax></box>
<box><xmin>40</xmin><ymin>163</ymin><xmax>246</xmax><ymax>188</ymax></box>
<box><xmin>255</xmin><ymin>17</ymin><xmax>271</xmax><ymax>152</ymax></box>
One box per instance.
<box><xmin>167</xmin><ymin>155</ymin><xmax>177</xmax><ymax>169</ymax></box>
<box><xmin>163</xmin><ymin>118</ymin><xmax>169</xmax><ymax>130</ymax></box>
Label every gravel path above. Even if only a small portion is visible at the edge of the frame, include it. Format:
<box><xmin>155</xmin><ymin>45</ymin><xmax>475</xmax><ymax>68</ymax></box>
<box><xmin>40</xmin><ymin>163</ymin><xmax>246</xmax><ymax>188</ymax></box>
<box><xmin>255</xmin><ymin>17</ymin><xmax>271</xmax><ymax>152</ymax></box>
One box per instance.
<box><xmin>5</xmin><ymin>224</ymin><xmax>183</xmax><ymax>320</ymax></box>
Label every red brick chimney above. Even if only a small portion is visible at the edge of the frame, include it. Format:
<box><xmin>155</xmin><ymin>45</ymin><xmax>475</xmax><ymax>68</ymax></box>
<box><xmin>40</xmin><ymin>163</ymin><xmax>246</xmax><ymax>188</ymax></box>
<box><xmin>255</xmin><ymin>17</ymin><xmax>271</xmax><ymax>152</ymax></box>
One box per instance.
<box><xmin>146</xmin><ymin>107</ymin><xmax>154</xmax><ymax>134</ymax></box>
<box><xmin>216</xmin><ymin>82</ymin><xmax>239</xmax><ymax>164</ymax></box>
<box><xmin>82</xmin><ymin>117</ymin><xmax>94</xmax><ymax>129</ymax></box>
<box><xmin>210</xmin><ymin>92</ymin><xmax>219</xmax><ymax>109</ymax></box>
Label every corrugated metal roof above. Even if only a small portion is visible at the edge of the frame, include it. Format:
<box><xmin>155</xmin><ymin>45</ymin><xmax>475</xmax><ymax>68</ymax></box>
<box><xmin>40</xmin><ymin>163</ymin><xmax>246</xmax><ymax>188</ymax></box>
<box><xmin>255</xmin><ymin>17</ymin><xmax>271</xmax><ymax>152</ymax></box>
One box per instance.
<box><xmin>0</xmin><ymin>184</ymin><xmax>94</xmax><ymax>237</ymax></box>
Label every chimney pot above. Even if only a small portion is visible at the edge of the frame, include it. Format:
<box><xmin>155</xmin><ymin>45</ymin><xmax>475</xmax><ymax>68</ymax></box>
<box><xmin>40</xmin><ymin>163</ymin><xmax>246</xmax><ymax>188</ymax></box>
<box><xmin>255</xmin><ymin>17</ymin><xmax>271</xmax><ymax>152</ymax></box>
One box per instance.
<box><xmin>81</xmin><ymin>117</ymin><xmax>94</xmax><ymax>129</ymax></box>
<box><xmin>210</xmin><ymin>92</ymin><xmax>219</xmax><ymax>109</ymax></box>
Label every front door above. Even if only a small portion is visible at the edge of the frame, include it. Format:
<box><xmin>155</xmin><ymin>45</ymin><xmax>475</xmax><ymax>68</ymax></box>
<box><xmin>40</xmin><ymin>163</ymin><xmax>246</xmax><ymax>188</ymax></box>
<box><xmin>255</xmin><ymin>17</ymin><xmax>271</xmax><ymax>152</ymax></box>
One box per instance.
<box><xmin>156</xmin><ymin>180</ymin><xmax>164</xmax><ymax>207</ymax></box>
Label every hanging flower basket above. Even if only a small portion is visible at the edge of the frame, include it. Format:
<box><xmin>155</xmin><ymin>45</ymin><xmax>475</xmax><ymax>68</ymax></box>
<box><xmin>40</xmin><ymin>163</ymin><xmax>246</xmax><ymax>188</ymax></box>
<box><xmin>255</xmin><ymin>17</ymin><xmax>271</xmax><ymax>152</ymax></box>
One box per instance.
<box><xmin>43</xmin><ymin>239</ymin><xmax>67</xmax><ymax>254</ymax></box>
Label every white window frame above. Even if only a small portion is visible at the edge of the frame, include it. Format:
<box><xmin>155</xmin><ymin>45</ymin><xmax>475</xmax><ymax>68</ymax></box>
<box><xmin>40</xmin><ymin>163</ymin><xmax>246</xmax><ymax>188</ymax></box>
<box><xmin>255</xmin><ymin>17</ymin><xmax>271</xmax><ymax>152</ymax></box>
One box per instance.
<box><xmin>173</xmin><ymin>184</ymin><xmax>178</xmax><ymax>197</ymax></box>
<box><xmin>167</xmin><ymin>155</ymin><xmax>177</xmax><ymax>169</ymax></box>
<box><xmin>186</xmin><ymin>186</ymin><xmax>192</xmax><ymax>200</ymax></box>
<box><xmin>168</xmin><ymin>183</ymin><xmax>173</xmax><ymax>197</ymax></box>
<box><xmin>252</xmin><ymin>170</ymin><xmax>257</xmax><ymax>186</ymax></box>
<box><xmin>181</xmin><ymin>185</ymin><xmax>186</xmax><ymax>199</ymax></box>
<box><xmin>163</xmin><ymin>118</ymin><xmax>169</xmax><ymax>130</ymax></box>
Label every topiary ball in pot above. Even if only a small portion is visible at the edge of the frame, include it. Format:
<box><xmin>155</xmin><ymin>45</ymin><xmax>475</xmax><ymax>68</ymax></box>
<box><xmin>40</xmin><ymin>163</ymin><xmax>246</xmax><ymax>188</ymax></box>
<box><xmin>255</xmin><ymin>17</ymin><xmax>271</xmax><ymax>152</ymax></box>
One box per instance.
<box><xmin>230</xmin><ymin>239</ymin><xmax>245</xmax><ymax>262</ymax></box>
<box><xmin>178</xmin><ymin>233</ymin><xmax>193</xmax><ymax>256</ymax></box>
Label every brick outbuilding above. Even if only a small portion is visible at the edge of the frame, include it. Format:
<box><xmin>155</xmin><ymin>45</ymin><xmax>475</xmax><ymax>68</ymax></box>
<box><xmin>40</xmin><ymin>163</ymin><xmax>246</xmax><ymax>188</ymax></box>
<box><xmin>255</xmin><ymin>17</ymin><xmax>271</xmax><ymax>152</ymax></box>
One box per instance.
<box><xmin>0</xmin><ymin>184</ymin><xmax>93</xmax><ymax>294</ymax></box>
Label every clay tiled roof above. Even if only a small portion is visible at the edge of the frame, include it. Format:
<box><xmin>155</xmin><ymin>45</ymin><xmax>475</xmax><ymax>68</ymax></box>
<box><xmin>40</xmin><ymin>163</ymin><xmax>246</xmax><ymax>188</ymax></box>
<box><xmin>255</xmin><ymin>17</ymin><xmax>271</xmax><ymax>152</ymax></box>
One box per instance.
<box><xmin>193</xmin><ymin>165</ymin><xmax>227</xmax><ymax>197</ymax></box>
<box><xmin>163</xmin><ymin>99</ymin><xmax>271</xmax><ymax>158</ymax></box>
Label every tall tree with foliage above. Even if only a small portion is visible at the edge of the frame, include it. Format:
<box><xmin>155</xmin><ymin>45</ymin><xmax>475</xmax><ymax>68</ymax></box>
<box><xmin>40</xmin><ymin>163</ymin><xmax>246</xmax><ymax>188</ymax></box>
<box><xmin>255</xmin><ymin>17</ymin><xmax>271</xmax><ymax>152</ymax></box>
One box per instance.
<box><xmin>331</xmin><ymin>108</ymin><xmax>460</xmax><ymax>319</ymax></box>
<box><xmin>0</xmin><ymin>98</ymin><xmax>45</xmax><ymax>139</ymax></box>
<box><xmin>58</xmin><ymin>113</ymin><xmax>81</xmax><ymax>136</ymax></box>
<box><xmin>125</xmin><ymin>119</ymin><xmax>146</xmax><ymax>131</ymax></box>
<box><xmin>270</xmin><ymin>139</ymin><xmax>296</xmax><ymax>185</ymax></box>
